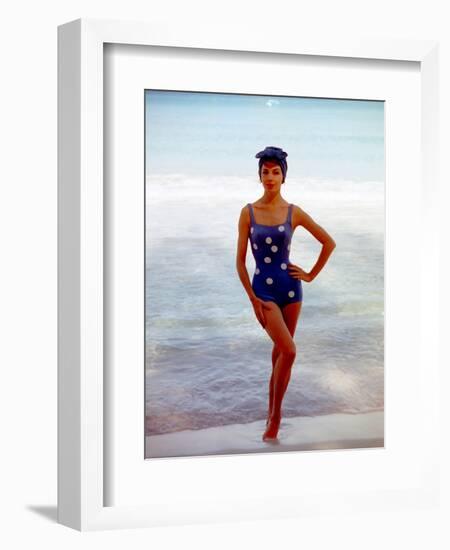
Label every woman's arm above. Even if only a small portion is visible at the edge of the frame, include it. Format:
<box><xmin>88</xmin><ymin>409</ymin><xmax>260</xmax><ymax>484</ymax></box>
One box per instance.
<box><xmin>288</xmin><ymin>205</ymin><xmax>336</xmax><ymax>282</ymax></box>
<box><xmin>236</xmin><ymin>207</ymin><xmax>258</xmax><ymax>302</ymax></box>
<box><xmin>236</xmin><ymin>207</ymin><xmax>271</xmax><ymax>328</ymax></box>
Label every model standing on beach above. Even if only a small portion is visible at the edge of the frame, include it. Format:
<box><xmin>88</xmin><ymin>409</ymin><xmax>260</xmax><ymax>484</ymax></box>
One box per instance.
<box><xmin>236</xmin><ymin>146</ymin><xmax>336</xmax><ymax>441</ymax></box>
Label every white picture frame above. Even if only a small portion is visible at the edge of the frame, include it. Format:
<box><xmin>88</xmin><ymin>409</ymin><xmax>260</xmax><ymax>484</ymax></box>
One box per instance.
<box><xmin>58</xmin><ymin>17</ymin><xmax>440</xmax><ymax>531</ymax></box>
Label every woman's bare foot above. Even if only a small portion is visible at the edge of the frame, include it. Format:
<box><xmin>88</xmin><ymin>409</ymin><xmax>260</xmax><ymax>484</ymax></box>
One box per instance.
<box><xmin>263</xmin><ymin>415</ymin><xmax>281</xmax><ymax>440</ymax></box>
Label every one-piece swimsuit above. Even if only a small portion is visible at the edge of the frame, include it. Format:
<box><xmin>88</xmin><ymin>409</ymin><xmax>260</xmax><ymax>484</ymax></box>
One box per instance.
<box><xmin>248</xmin><ymin>203</ymin><xmax>302</xmax><ymax>308</ymax></box>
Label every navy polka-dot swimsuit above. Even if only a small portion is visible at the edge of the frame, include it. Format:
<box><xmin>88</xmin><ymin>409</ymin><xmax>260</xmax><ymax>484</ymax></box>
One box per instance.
<box><xmin>248</xmin><ymin>203</ymin><xmax>302</xmax><ymax>308</ymax></box>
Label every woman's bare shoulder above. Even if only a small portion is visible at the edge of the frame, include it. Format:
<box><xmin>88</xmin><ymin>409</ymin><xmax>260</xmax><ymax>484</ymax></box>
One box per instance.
<box><xmin>238</xmin><ymin>203</ymin><xmax>251</xmax><ymax>224</ymax></box>
<box><xmin>291</xmin><ymin>204</ymin><xmax>308</xmax><ymax>227</ymax></box>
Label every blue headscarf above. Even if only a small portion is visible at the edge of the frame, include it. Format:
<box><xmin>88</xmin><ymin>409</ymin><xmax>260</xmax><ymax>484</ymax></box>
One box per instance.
<box><xmin>255</xmin><ymin>146</ymin><xmax>288</xmax><ymax>182</ymax></box>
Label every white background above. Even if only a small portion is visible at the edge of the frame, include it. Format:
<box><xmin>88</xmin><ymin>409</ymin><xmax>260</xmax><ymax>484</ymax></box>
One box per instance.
<box><xmin>1</xmin><ymin>0</ymin><xmax>449</xmax><ymax>548</ymax></box>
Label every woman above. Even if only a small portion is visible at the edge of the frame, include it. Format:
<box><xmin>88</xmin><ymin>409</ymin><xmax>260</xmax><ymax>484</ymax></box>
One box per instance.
<box><xmin>236</xmin><ymin>146</ymin><xmax>336</xmax><ymax>441</ymax></box>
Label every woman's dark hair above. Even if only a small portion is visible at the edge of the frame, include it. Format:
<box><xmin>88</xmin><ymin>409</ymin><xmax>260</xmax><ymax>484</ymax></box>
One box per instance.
<box><xmin>255</xmin><ymin>146</ymin><xmax>288</xmax><ymax>183</ymax></box>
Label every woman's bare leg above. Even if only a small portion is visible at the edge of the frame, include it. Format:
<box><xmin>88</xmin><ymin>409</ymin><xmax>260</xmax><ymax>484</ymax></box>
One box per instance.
<box><xmin>261</xmin><ymin>301</ymin><xmax>301</xmax><ymax>440</ymax></box>
<box><xmin>266</xmin><ymin>302</ymin><xmax>302</xmax><ymax>424</ymax></box>
<box><xmin>266</xmin><ymin>346</ymin><xmax>279</xmax><ymax>425</ymax></box>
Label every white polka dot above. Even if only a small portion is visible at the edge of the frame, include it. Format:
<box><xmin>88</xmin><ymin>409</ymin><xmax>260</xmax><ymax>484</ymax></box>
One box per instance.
<box><xmin>265</xmin><ymin>237</ymin><xmax>272</xmax><ymax>244</ymax></box>
<box><xmin>264</xmin><ymin>257</ymin><xmax>271</xmax><ymax>263</ymax></box>
<box><xmin>288</xmin><ymin>290</ymin><xmax>295</xmax><ymax>298</ymax></box>
<box><xmin>266</xmin><ymin>278</ymin><xmax>273</xmax><ymax>285</ymax></box>
<box><xmin>250</xmin><ymin>227</ymin><xmax>254</xmax><ymax>234</ymax></box>
<box><xmin>271</xmin><ymin>245</ymin><xmax>278</xmax><ymax>253</ymax></box>
<box><xmin>281</xmin><ymin>263</ymin><xmax>287</xmax><ymax>270</ymax></box>
<box><xmin>253</xmin><ymin>243</ymin><xmax>258</xmax><ymax>250</ymax></box>
<box><xmin>255</xmin><ymin>268</ymin><xmax>260</xmax><ymax>275</ymax></box>
<box><xmin>278</xmin><ymin>225</ymin><xmax>285</xmax><ymax>232</ymax></box>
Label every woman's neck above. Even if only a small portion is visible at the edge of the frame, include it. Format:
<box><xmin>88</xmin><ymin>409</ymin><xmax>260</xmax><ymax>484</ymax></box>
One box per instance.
<box><xmin>260</xmin><ymin>191</ymin><xmax>285</xmax><ymax>207</ymax></box>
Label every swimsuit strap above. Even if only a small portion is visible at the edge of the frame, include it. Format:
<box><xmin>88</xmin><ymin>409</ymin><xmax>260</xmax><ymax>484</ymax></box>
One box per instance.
<box><xmin>247</xmin><ymin>203</ymin><xmax>256</xmax><ymax>224</ymax></box>
<box><xmin>288</xmin><ymin>204</ymin><xmax>293</xmax><ymax>225</ymax></box>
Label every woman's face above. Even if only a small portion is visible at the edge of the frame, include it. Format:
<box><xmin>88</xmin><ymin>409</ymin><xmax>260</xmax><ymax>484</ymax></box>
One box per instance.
<box><xmin>260</xmin><ymin>161</ymin><xmax>283</xmax><ymax>191</ymax></box>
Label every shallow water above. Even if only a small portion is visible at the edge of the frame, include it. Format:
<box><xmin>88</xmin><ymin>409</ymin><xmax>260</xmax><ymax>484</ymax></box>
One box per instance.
<box><xmin>145</xmin><ymin>174</ymin><xmax>384</xmax><ymax>435</ymax></box>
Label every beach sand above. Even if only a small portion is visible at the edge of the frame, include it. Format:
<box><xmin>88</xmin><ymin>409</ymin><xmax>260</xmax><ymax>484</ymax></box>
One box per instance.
<box><xmin>145</xmin><ymin>410</ymin><xmax>384</xmax><ymax>458</ymax></box>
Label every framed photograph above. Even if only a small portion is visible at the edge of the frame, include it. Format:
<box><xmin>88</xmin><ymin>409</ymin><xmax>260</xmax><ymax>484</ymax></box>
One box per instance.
<box><xmin>58</xmin><ymin>18</ymin><xmax>440</xmax><ymax>530</ymax></box>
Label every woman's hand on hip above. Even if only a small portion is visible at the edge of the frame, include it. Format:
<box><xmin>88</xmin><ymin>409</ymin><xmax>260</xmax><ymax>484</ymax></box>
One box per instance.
<box><xmin>250</xmin><ymin>296</ymin><xmax>271</xmax><ymax>328</ymax></box>
<box><xmin>287</xmin><ymin>263</ymin><xmax>313</xmax><ymax>282</ymax></box>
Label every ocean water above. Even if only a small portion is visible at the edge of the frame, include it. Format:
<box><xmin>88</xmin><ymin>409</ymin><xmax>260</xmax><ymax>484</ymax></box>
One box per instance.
<box><xmin>145</xmin><ymin>91</ymin><xmax>384</xmax><ymax>182</ymax></box>
<box><xmin>145</xmin><ymin>174</ymin><xmax>384</xmax><ymax>435</ymax></box>
<box><xmin>145</xmin><ymin>91</ymin><xmax>384</xmax><ymax>436</ymax></box>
